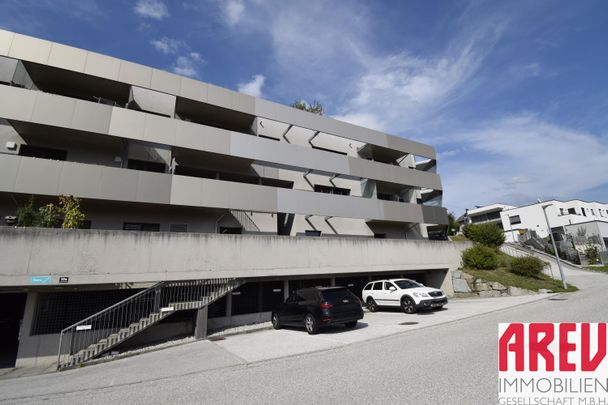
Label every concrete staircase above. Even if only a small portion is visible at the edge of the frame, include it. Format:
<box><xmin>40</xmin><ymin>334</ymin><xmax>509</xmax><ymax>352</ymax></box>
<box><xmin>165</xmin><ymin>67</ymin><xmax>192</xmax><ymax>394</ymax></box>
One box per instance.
<box><xmin>58</xmin><ymin>279</ymin><xmax>243</xmax><ymax>370</ymax></box>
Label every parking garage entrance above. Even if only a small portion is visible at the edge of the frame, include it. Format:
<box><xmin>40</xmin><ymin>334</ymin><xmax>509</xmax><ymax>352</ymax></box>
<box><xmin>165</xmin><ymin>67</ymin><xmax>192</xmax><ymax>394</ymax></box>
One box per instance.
<box><xmin>0</xmin><ymin>293</ymin><xmax>27</xmax><ymax>368</ymax></box>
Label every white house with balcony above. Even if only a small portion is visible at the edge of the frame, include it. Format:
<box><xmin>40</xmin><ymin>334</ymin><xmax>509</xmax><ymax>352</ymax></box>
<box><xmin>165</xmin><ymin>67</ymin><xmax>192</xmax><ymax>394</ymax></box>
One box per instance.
<box><xmin>498</xmin><ymin>200</ymin><xmax>608</xmax><ymax>243</ymax></box>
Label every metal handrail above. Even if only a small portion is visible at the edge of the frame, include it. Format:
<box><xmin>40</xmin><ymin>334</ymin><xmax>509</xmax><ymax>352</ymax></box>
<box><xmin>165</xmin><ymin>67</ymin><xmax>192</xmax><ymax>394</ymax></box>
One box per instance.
<box><xmin>59</xmin><ymin>281</ymin><xmax>168</xmax><ymax>332</ymax></box>
<box><xmin>57</xmin><ymin>278</ymin><xmax>242</xmax><ymax>370</ymax></box>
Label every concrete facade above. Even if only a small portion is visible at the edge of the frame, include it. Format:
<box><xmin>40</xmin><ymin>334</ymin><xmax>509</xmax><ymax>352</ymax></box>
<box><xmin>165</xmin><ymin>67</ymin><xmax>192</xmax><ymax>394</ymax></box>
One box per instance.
<box><xmin>0</xmin><ymin>29</ymin><xmax>463</xmax><ymax>370</ymax></box>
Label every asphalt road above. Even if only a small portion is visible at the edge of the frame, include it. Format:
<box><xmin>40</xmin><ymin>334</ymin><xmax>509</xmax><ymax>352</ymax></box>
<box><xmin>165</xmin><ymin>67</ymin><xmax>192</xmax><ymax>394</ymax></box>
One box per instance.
<box><xmin>2</xmin><ymin>267</ymin><xmax>606</xmax><ymax>405</ymax></box>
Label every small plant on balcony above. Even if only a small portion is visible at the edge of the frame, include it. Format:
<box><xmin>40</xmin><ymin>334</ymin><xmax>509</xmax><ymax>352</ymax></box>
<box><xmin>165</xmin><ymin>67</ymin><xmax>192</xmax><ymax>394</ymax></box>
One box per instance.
<box><xmin>59</xmin><ymin>195</ymin><xmax>85</xmax><ymax>229</ymax></box>
<box><xmin>17</xmin><ymin>196</ymin><xmax>37</xmax><ymax>227</ymax></box>
<box><xmin>38</xmin><ymin>203</ymin><xmax>62</xmax><ymax>228</ymax></box>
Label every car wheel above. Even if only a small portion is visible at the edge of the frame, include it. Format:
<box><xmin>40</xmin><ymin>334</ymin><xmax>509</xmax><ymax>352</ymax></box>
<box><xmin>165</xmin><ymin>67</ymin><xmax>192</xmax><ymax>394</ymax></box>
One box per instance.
<box><xmin>345</xmin><ymin>321</ymin><xmax>357</xmax><ymax>328</ymax></box>
<box><xmin>271</xmin><ymin>312</ymin><xmax>281</xmax><ymax>329</ymax></box>
<box><xmin>304</xmin><ymin>313</ymin><xmax>319</xmax><ymax>335</ymax></box>
<box><xmin>366</xmin><ymin>297</ymin><xmax>378</xmax><ymax>312</ymax></box>
<box><xmin>401</xmin><ymin>296</ymin><xmax>416</xmax><ymax>314</ymax></box>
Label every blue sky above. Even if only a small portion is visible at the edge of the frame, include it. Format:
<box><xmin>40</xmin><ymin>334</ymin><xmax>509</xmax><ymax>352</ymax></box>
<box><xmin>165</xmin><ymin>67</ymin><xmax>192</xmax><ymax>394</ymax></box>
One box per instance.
<box><xmin>2</xmin><ymin>0</ymin><xmax>607</xmax><ymax>215</ymax></box>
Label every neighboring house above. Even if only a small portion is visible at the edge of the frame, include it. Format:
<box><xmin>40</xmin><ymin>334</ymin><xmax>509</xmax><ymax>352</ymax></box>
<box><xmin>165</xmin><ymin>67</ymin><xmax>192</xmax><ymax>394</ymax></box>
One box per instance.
<box><xmin>499</xmin><ymin>200</ymin><xmax>608</xmax><ymax>243</ymax></box>
<box><xmin>0</xmin><ymin>30</ymin><xmax>463</xmax><ymax>369</ymax></box>
<box><xmin>460</xmin><ymin>200</ymin><xmax>608</xmax><ymax>244</ymax></box>
<box><xmin>460</xmin><ymin>204</ymin><xmax>516</xmax><ymax>230</ymax></box>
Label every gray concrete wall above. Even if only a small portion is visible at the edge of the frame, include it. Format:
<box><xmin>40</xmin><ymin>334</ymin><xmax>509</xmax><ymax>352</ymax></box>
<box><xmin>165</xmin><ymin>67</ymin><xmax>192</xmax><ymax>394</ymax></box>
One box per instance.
<box><xmin>0</xmin><ymin>227</ymin><xmax>469</xmax><ymax>288</ymax></box>
<box><xmin>0</xmin><ymin>154</ymin><xmax>447</xmax><ymax>225</ymax></box>
<box><xmin>0</xmin><ymin>85</ymin><xmax>442</xmax><ymax>191</ymax></box>
<box><xmin>0</xmin><ymin>29</ymin><xmax>436</xmax><ymax>159</ymax></box>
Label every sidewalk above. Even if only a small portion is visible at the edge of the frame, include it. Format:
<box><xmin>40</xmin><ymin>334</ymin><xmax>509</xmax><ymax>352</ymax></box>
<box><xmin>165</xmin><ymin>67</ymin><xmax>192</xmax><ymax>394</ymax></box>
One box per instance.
<box><xmin>0</xmin><ymin>292</ymin><xmax>555</xmax><ymax>398</ymax></box>
<box><xmin>212</xmin><ymin>293</ymin><xmax>553</xmax><ymax>362</ymax></box>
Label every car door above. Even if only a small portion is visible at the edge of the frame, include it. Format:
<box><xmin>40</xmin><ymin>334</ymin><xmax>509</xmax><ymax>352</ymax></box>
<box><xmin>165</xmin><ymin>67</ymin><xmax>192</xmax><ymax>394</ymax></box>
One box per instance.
<box><xmin>294</xmin><ymin>290</ymin><xmax>317</xmax><ymax>323</ymax></box>
<box><xmin>383</xmin><ymin>281</ymin><xmax>400</xmax><ymax>307</ymax></box>
<box><xmin>281</xmin><ymin>292</ymin><xmax>301</xmax><ymax>324</ymax></box>
<box><xmin>371</xmin><ymin>281</ymin><xmax>383</xmax><ymax>304</ymax></box>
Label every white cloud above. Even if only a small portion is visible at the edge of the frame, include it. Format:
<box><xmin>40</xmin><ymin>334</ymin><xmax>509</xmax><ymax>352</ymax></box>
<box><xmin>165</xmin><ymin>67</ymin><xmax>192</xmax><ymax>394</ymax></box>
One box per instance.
<box><xmin>331</xmin><ymin>112</ymin><xmax>386</xmax><ymax>132</ymax></box>
<box><xmin>211</xmin><ymin>2</ymin><xmax>503</xmax><ymax>135</ymax></box>
<box><xmin>172</xmin><ymin>52</ymin><xmax>204</xmax><ymax>78</ymax></box>
<box><xmin>221</xmin><ymin>0</ymin><xmax>245</xmax><ymax>26</ymax></box>
<box><xmin>150</xmin><ymin>37</ymin><xmax>184</xmax><ymax>55</ymax></box>
<box><xmin>134</xmin><ymin>0</ymin><xmax>169</xmax><ymax>20</ymax></box>
<box><xmin>335</xmin><ymin>21</ymin><xmax>505</xmax><ymax>135</ymax></box>
<box><xmin>441</xmin><ymin>115</ymin><xmax>608</xmax><ymax>214</ymax></box>
<box><xmin>237</xmin><ymin>74</ymin><xmax>265</xmax><ymax>98</ymax></box>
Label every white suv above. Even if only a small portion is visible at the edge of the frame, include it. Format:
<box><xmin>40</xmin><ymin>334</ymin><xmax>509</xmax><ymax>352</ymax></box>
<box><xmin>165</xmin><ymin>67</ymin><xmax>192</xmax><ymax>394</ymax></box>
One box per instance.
<box><xmin>362</xmin><ymin>279</ymin><xmax>447</xmax><ymax>314</ymax></box>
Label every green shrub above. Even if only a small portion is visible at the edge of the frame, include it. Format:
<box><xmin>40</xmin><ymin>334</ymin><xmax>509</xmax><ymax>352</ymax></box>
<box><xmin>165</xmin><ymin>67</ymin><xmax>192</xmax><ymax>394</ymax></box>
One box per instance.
<box><xmin>38</xmin><ymin>203</ymin><xmax>61</xmax><ymax>228</ymax></box>
<box><xmin>462</xmin><ymin>245</ymin><xmax>499</xmax><ymax>270</ymax></box>
<box><xmin>59</xmin><ymin>195</ymin><xmax>85</xmax><ymax>229</ymax></box>
<box><xmin>585</xmin><ymin>246</ymin><xmax>600</xmax><ymax>264</ymax></box>
<box><xmin>509</xmin><ymin>256</ymin><xmax>546</xmax><ymax>277</ymax></box>
<box><xmin>462</xmin><ymin>223</ymin><xmax>505</xmax><ymax>247</ymax></box>
<box><xmin>17</xmin><ymin>196</ymin><xmax>37</xmax><ymax>227</ymax></box>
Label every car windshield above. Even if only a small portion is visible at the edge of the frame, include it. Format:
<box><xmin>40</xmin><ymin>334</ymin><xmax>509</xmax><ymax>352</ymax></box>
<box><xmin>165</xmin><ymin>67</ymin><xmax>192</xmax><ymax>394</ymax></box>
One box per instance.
<box><xmin>394</xmin><ymin>280</ymin><xmax>422</xmax><ymax>289</ymax></box>
<box><xmin>321</xmin><ymin>289</ymin><xmax>354</xmax><ymax>302</ymax></box>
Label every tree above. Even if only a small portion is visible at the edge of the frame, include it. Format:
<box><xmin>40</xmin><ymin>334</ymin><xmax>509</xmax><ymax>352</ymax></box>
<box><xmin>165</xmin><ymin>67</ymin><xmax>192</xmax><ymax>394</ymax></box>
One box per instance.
<box><xmin>291</xmin><ymin>99</ymin><xmax>324</xmax><ymax>115</ymax></box>
<box><xmin>447</xmin><ymin>212</ymin><xmax>459</xmax><ymax>236</ymax></box>
<box><xmin>59</xmin><ymin>195</ymin><xmax>85</xmax><ymax>229</ymax></box>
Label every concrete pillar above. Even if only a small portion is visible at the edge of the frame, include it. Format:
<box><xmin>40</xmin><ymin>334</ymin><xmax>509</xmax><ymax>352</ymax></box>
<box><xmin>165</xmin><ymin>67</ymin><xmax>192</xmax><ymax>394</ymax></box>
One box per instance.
<box><xmin>225</xmin><ymin>293</ymin><xmax>232</xmax><ymax>318</ymax></box>
<box><xmin>283</xmin><ymin>280</ymin><xmax>289</xmax><ymax>300</ymax></box>
<box><xmin>194</xmin><ymin>306</ymin><xmax>208</xmax><ymax>339</ymax></box>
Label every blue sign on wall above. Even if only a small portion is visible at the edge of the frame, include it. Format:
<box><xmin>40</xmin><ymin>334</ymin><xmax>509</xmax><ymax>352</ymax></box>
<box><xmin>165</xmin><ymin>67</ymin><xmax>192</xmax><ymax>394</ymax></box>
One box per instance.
<box><xmin>31</xmin><ymin>276</ymin><xmax>52</xmax><ymax>284</ymax></box>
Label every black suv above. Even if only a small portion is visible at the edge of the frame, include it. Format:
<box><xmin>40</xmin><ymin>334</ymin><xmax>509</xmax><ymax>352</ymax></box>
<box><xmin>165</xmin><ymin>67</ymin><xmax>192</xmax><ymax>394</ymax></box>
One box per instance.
<box><xmin>271</xmin><ymin>287</ymin><xmax>364</xmax><ymax>335</ymax></box>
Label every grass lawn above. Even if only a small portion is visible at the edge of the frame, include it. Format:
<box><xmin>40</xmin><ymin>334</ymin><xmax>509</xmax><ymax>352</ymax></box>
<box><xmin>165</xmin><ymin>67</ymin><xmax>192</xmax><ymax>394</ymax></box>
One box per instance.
<box><xmin>462</xmin><ymin>252</ymin><xmax>578</xmax><ymax>293</ymax></box>
<box><xmin>585</xmin><ymin>265</ymin><xmax>608</xmax><ymax>273</ymax></box>
<box><xmin>450</xmin><ymin>235</ymin><xmax>469</xmax><ymax>242</ymax></box>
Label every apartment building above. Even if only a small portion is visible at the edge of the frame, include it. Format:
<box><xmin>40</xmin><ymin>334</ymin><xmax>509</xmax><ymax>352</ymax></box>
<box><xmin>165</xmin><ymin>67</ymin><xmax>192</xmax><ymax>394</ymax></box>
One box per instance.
<box><xmin>0</xmin><ymin>30</ymin><xmax>461</xmax><ymax>370</ymax></box>
<box><xmin>499</xmin><ymin>200</ymin><xmax>608</xmax><ymax>243</ymax></box>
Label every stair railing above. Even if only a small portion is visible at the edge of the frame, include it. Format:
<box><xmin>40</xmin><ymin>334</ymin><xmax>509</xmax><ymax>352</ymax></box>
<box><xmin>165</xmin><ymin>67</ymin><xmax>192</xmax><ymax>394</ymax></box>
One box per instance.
<box><xmin>57</xmin><ymin>278</ymin><xmax>242</xmax><ymax>370</ymax></box>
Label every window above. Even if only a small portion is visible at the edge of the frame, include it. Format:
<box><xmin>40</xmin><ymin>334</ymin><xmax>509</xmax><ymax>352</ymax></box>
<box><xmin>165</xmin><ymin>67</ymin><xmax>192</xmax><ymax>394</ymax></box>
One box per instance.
<box><xmin>313</xmin><ymin>184</ymin><xmax>350</xmax><ymax>196</ymax></box>
<box><xmin>372</xmin><ymin>282</ymin><xmax>382</xmax><ymax>291</ymax></box>
<box><xmin>568</xmin><ymin>208</ymin><xmax>576</xmax><ymax>215</ymax></box>
<box><xmin>363</xmin><ymin>284</ymin><xmax>372</xmax><ymax>291</ymax></box>
<box><xmin>384</xmin><ymin>282</ymin><xmax>396</xmax><ymax>290</ymax></box>
<box><xmin>19</xmin><ymin>145</ymin><xmax>67</xmax><ymax>161</ymax></box>
<box><xmin>582</xmin><ymin>208</ymin><xmax>587</xmax><ymax>217</ymax></box>
<box><xmin>560</xmin><ymin>208</ymin><xmax>565</xmax><ymax>215</ymax></box>
<box><xmin>123</xmin><ymin>222</ymin><xmax>160</xmax><ymax>232</ymax></box>
<box><xmin>509</xmin><ymin>215</ymin><xmax>521</xmax><ymax>225</ymax></box>
<box><xmin>591</xmin><ymin>209</ymin><xmax>595</xmax><ymax>216</ymax></box>
<box><xmin>394</xmin><ymin>280</ymin><xmax>422</xmax><ymax>289</ymax></box>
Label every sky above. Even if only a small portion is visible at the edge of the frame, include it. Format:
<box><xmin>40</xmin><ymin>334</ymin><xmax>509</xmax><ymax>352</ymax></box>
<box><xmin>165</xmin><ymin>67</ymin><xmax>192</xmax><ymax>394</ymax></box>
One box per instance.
<box><xmin>1</xmin><ymin>0</ymin><xmax>607</xmax><ymax>216</ymax></box>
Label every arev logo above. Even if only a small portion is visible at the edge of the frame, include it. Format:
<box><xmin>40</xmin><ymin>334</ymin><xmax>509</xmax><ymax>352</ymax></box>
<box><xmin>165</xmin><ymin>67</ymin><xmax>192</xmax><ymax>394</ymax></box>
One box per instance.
<box><xmin>498</xmin><ymin>323</ymin><xmax>608</xmax><ymax>404</ymax></box>
<box><xmin>499</xmin><ymin>323</ymin><xmax>607</xmax><ymax>372</ymax></box>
